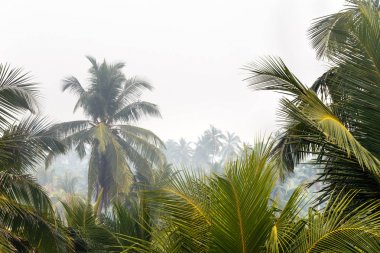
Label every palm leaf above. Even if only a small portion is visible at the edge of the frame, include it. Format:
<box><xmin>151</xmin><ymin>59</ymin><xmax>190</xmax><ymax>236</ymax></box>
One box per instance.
<box><xmin>0</xmin><ymin>63</ymin><xmax>39</xmax><ymax>128</ymax></box>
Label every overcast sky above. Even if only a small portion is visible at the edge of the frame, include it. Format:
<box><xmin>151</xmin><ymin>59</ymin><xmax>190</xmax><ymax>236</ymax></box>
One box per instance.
<box><xmin>1</xmin><ymin>0</ymin><xmax>345</xmax><ymax>143</ymax></box>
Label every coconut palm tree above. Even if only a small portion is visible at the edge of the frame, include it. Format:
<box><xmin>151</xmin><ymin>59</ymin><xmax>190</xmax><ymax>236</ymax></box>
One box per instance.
<box><xmin>245</xmin><ymin>0</ymin><xmax>380</xmax><ymax>205</ymax></box>
<box><xmin>163</xmin><ymin>139</ymin><xmax>179</xmax><ymax>165</ymax></box>
<box><xmin>221</xmin><ymin>131</ymin><xmax>242</xmax><ymax>162</ymax></box>
<box><xmin>204</xmin><ymin>125</ymin><xmax>225</xmax><ymax>163</ymax></box>
<box><xmin>193</xmin><ymin>134</ymin><xmax>213</xmax><ymax>167</ymax></box>
<box><xmin>53</xmin><ymin>56</ymin><xmax>165</xmax><ymax>209</ymax></box>
<box><xmin>0</xmin><ymin>64</ymin><xmax>69</xmax><ymax>251</ymax></box>
<box><xmin>162</xmin><ymin>138</ymin><xmax>193</xmax><ymax>166</ymax></box>
<box><xmin>173</xmin><ymin>138</ymin><xmax>193</xmax><ymax>166</ymax></box>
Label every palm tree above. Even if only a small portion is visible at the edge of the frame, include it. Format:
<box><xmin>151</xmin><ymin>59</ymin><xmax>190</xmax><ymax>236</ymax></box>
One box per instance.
<box><xmin>221</xmin><ymin>131</ymin><xmax>241</xmax><ymax>162</ymax></box>
<box><xmin>193</xmin><ymin>135</ymin><xmax>212</xmax><ymax>168</ymax></box>
<box><xmin>204</xmin><ymin>125</ymin><xmax>225</xmax><ymax>163</ymax></box>
<box><xmin>0</xmin><ymin>64</ymin><xmax>69</xmax><ymax>251</ymax></box>
<box><xmin>119</xmin><ymin>140</ymin><xmax>380</xmax><ymax>252</ymax></box>
<box><xmin>174</xmin><ymin>138</ymin><xmax>193</xmax><ymax>166</ymax></box>
<box><xmin>163</xmin><ymin>139</ymin><xmax>179</xmax><ymax>165</ymax></box>
<box><xmin>245</xmin><ymin>0</ymin><xmax>380</xmax><ymax>205</ymax></box>
<box><xmin>53</xmin><ymin>56</ymin><xmax>165</xmax><ymax>209</ymax></box>
<box><xmin>162</xmin><ymin>138</ymin><xmax>193</xmax><ymax>166</ymax></box>
<box><xmin>177</xmin><ymin>138</ymin><xmax>193</xmax><ymax>164</ymax></box>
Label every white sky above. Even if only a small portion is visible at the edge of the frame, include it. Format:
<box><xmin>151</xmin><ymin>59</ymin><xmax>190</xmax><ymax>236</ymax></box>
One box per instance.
<box><xmin>1</xmin><ymin>0</ymin><xmax>345</xmax><ymax>143</ymax></box>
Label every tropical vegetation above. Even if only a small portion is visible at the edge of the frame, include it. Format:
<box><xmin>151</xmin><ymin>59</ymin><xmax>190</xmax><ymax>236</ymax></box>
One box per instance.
<box><xmin>0</xmin><ymin>63</ymin><xmax>69</xmax><ymax>252</ymax></box>
<box><xmin>245</xmin><ymin>0</ymin><xmax>380</xmax><ymax>205</ymax></box>
<box><xmin>1</xmin><ymin>0</ymin><xmax>380</xmax><ymax>252</ymax></box>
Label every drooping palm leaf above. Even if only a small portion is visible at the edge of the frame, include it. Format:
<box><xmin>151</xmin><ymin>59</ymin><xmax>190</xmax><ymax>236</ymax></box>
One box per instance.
<box><xmin>0</xmin><ymin>63</ymin><xmax>39</xmax><ymax>128</ymax></box>
<box><xmin>0</xmin><ymin>116</ymin><xmax>66</xmax><ymax>172</ymax></box>
<box><xmin>0</xmin><ymin>172</ymin><xmax>71</xmax><ymax>252</ymax></box>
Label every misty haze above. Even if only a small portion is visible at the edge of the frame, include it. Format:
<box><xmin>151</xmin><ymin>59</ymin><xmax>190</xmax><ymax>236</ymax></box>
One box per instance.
<box><xmin>2</xmin><ymin>0</ymin><xmax>380</xmax><ymax>252</ymax></box>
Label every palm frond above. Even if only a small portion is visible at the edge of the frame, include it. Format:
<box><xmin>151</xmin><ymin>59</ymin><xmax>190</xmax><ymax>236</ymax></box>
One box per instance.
<box><xmin>0</xmin><ymin>115</ymin><xmax>66</xmax><ymax>172</ymax></box>
<box><xmin>62</xmin><ymin>76</ymin><xmax>86</xmax><ymax>98</ymax></box>
<box><xmin>0</xmin><ymin>63</ymin><xmax>39</xmax><ymax>127</ymax></box>
<box><xmin>113</xmin><ymin>101</ymin><xmax>161</xmax><ymax>123</ymax></box>
<box><xmin>292</xmin><ymin>191</ymin><xmax>380</xmax><ymax>253</ymax></box>
<box><xmin>0</xmin><ymin>172</ymin><xmax>71</xmax><ymax>252</ymax></box>
<box><xmin>62</xmin><ymin>197</ymin><xmax>119</xmax><ymax>251</ymax></box>
<box><xmin>116</xmin><ymin>78</ymin><xmax>153</xmax><ymax>109</ymax></box>
<box><xmin>246</xmin><ymin>57</ymin><xmax>380</xmax><ymax>177</ymax></box>
<box><xmin>114</xmin><ymin>125</ymin><xmax>164</xmax><ymax>148</ymax></box>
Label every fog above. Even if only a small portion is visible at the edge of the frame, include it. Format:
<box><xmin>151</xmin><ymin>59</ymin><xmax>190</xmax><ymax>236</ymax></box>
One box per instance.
<box><xmin>1</xmin><ymin>0</ymin><xmax>344</xmax><ymax>143</ymax></box>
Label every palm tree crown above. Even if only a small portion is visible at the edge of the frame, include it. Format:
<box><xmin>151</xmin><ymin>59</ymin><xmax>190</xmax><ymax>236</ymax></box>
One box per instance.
<box><xmin>221</xmin><ymin>131</ymin><xmax>242</xmax><ymax>161</ymax></box>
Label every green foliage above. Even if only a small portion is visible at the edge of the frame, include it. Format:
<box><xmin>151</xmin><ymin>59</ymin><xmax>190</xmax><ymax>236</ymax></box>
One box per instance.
<box><xmin>3</xmin><ymin>2</ymin><xmax>380</xmax><ymax>252</ymax></box>
<box><xmin>112</xmin><ymin>140</ymin><xmax>380</xmax><ymax>253</ymax></box>
<box><xmin>0</xmin><ymin>63</ymin><xmax>39</xmax><ymax>129</ymax></box>
<box><xmin>62</xmin><ymin>197</ymin><xmax>120</xmax><ymax>252</ymax></box>
<box><xmin>245</xmin><ymin>0</ymin><xmax>380</xmax><ymax>205</ymax></box>
<box><xmin>0</xmin><ymin>64</ymin><xmax>70</xmax><ymax>252</ymax></box>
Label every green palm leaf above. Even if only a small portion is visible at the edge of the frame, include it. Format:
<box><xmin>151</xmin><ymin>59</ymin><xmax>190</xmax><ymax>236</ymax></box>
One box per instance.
<box><xmin>0</xmin><ymin>63</ymin><xmax>39</xmax><ymax>128</ymax></box>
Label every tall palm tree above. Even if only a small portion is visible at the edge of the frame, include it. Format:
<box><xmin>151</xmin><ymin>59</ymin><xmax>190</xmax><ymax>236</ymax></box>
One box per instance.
<box><xmin>221</xmin><ymin>131</ymin><xmax>242</xmax><ymax>162</ymax></box>
<box><xmin>0</xmin><ymin>64</ymin><xmax>69</xmax><ymax>251</ymax></box>
<box><xmin>193</xmin><ymin>134</ymin><xmax>213</xmax><ymax>167</ymax></box>
<box><xmin>162</xmin><ymin>138</ymin><xmax>193</xmax><ymax>166</ymax></box>
<box><xmin>245</xmin><ymin>0</ymin><xmax>380</xmax><ymax>205</ymax></box>
<box><xmin>204</xmin><ymin>125</ymin><xmax>225</xmax><ymax>164</ymax></box>
<box><xmin>53</xmin><ymin>56</ymin><xmax>165</xmax><ymax>209</ymax></box>
<box><xmin>163</xmin><ymin>139</ymin><xmax>179</xmax><ymax>165</ymax></box>
<box><xmin>175</xmin><ymin>138</ymin><xmax>193</xmax><ymax>165</ymax></box>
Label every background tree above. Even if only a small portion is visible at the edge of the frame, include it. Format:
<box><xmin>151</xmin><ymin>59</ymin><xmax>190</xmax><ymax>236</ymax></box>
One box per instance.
<box><xmin>52</xmin><ymin>56</ymin><xmax>165</xmax><ymax>209</ymax></box>
<box><xmin>163</xmin><ymin>138</ymin><xmax>193</xmax><ymax>166</ymax></box>
<box><xmin>193</xmin><ymin>134</ymin><xmax>213</xmax><ymax>168</ymax></box>
<box><xmin>204</xmin><ymin>125</ymin><xmax>225</xmax><ymax>164</ymax></box>
<box><xmin>163</xmin><ymin>139</ymin><xmax>179</xmax><ymax>165</ymax></box>
<box><xmin>221</xmin><ymin>131</ymin><xmax>242</xmax><ymax>162</ymax></box>
<box><xmin>165</xmin><ymin>127</ymin><xmax>243</xmax><ymax>172</ymax></box>
<box><xmin>176</xmin><ymin>138</ymin><xmax>193</xmax><ymax>165</ymax></box>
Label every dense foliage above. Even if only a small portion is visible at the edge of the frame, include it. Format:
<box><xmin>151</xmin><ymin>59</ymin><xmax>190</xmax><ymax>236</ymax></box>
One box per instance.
<box><xmin>246</xmin><ymin>0</ymin><xmax>380</xmax><ymax>205</ymax></box>
<box><xmin>1</xmin><ymin>0</ymin><xmax>380</xmax><ymax>252</ymax></box>
<box><xmin>0</xmin><ymin>64</ymin><xmax>69</xmax><ymax>252</ymax></box>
